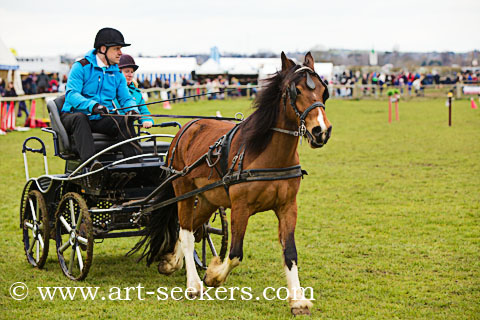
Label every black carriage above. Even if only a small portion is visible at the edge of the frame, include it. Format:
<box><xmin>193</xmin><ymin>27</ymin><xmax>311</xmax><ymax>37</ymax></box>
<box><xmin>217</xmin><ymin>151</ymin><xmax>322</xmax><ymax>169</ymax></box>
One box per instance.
<box><xmin>20</xmin><ymin>96</ymin><xmax>228</xmax><ymax>280</ymax></box>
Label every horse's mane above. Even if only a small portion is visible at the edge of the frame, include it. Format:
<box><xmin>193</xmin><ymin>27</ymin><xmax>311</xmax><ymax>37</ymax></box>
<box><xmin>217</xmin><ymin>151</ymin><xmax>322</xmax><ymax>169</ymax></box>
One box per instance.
<box><xmin>239</xmin><ymin>66</ymin><xmax>303</xmax><ymax>155</ymax></box>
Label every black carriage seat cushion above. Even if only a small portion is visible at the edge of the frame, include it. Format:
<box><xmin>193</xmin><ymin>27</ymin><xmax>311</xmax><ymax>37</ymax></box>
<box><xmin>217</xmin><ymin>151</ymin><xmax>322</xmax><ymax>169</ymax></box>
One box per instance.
<box><xmin>48</xmin><ymin>95</ymin><xmax>116</xmax><ymax>156</ymax></box>
<box><xmin>47</xmin><ymin>96</ymin><xmax>72</xmax><ymax>154</ymax></box>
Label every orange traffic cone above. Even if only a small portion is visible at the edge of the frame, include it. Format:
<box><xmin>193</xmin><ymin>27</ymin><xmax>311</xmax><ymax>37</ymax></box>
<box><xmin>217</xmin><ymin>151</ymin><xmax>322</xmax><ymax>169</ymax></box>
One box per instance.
<box><xmin>26</xmin><ymin>100</ymin><xmax>37</xmax><ymax>128</ymax></box>
<box><xmin>1</xmin><ymin>102</ymin><xmax>7</xmax><ymax>132</ymax></box>
<box><xmin>163</xmin><ymin>101</ymin><xmax>171</xmax><ymax>110</ymax></box>
<box><xmin>6</xmin><ymin>101</ymin><xmax>16</xmax><ymax>130</ymax></box>
<box><xmin>471</xmin><ymin>97</ymin><xmax>478</xmax><ymax>109</ymax></box>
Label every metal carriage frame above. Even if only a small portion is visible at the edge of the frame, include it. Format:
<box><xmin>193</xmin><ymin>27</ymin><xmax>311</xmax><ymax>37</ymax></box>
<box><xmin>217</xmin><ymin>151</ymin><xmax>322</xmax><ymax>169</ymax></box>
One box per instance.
<box><xmin>19</xmin><ymin>97</ymin><xmax>228</xmax><ymax>281</ymax></box>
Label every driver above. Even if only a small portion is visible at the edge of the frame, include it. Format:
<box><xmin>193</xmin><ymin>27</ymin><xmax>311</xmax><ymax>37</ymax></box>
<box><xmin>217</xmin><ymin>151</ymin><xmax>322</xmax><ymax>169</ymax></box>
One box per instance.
<box><xmin>61</xmin><ymin>27</ymin><xmax>141</xmax><ymax>169</ymax></box>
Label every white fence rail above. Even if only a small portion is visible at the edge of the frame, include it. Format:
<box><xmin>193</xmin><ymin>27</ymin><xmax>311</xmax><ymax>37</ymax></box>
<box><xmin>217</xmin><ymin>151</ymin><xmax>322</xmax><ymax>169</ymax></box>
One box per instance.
<box><xmin>1</xmin><ymin>83</ymin><xmax>478</xmax><ymax>107</ymax></box>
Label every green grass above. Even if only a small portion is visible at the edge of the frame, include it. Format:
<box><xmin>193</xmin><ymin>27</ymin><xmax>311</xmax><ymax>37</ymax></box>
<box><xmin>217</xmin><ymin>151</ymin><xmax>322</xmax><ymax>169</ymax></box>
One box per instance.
<box><xmin>0</xmin><ymin>97</ymin><xmax>479</xmax><ymax>319</ymax></box>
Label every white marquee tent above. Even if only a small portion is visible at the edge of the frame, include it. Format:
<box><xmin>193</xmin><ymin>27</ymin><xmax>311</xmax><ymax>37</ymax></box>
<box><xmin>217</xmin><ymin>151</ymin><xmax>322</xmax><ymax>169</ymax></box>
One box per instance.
<box><xmin>0</xmin><ymin>37</ymin><xmax>24</xmax><ymax>94</ymax></box>
<box><xmin>196</xmin><ymin>57</ymin><xmax>333</xmax><ymax>83</ymax></box>
<box><xmin>16</xmin><ymin>56</ymin><xmax>70</xmax><ymax>76</ymax></box>
<box><xmin>134</xmin><ymin>57</ymin><xmax>197</xmax><ymax>84</ymax></box>
<box><xmin>197</xmin><ymin>57</ymin><xmax>280</xmax><ymax>77</ymax></box>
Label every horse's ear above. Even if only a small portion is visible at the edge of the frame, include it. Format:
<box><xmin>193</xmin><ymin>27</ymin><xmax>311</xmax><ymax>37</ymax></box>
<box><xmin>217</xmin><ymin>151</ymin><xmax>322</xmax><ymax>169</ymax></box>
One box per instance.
<box><xmin>304</xmin><ymin>52</ymin><xmax>315</xmax><ymax>70</ymax></box>
<box><xmin>281</xmin><ymin>51</ymin><xmax>295</xmax><ymax>71</ymax></box>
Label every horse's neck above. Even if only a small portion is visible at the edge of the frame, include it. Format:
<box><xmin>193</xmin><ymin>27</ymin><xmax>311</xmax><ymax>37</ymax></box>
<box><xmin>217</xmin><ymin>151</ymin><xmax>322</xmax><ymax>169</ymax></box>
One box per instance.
<box><xmin>255</xmin><ymin>109</ymin><xmax>300</xmax><ymax>167</ymax></box>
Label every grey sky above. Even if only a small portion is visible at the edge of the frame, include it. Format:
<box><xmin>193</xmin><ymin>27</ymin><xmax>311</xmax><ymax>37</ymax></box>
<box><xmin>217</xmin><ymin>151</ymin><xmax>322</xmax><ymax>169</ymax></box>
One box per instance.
<box><xmin>1</xmin><ymin>0</ymin><xmax>478</xmax><ymax>57</ymax></box>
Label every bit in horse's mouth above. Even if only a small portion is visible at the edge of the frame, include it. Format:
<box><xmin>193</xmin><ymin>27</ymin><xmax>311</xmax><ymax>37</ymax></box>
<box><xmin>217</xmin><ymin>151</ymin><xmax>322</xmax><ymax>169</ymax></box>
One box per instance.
<box><xmin>309</xmin><ymin>139</ymin><xmax>324</xmax><ymax>148</ymax></box>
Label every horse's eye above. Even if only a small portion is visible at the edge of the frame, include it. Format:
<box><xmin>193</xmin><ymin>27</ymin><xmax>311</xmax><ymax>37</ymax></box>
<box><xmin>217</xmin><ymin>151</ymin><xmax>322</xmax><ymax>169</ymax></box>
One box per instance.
<box><xmin>296</xmin><ymin>88</ymin><xmax>301</xmax><ymax>95</ymax></box>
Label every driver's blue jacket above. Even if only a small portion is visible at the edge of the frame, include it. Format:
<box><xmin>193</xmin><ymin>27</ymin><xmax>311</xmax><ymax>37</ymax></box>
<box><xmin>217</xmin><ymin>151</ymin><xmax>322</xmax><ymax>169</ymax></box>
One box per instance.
<box><xmin>62</xmin><ymin>49</ymin><xmax>139</xmax><ymax>120</ymax></box>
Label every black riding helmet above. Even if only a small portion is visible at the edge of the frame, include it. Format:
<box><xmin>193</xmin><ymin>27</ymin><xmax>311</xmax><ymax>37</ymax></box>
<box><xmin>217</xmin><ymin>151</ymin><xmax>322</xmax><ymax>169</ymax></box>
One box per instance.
<box><xmin>94</xmin><ymin>27</ymin><xmax>130</xmax><ymax>66</ymax></box>
<box><xmin>94</xmin><ymin>27</ymin><xmax>130</xmax><ymax>49</ymax></box>
<box><xmin>118</xmin><ymin>54</ymin><xmax>139</xmax><ymax>71</ymax></box>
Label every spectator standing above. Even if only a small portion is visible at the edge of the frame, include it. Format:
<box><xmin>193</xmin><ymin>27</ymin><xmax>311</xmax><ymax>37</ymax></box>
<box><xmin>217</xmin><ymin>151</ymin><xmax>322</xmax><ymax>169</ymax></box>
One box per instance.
<box><xmin>36</xmin><ymin>70</ymin><xmax>50</xmax><ymax>93</ymax></box>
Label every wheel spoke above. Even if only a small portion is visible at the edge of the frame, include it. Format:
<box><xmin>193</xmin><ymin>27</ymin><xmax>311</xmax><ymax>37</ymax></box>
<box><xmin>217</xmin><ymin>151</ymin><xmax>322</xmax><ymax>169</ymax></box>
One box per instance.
<box><xmin>202</xmin><ymin>236</ymin><xmax>207</xmax><ymax>266</ymax></box>
<box><xmin>28</xmin><ymin>237</ymin><xmax>36</xmax><ymax>255</ymax></box>
<box><xmin>58</xmin><ymin>239</ymin><xmax>71</xmax><ymax>253</ymax></box>
<box><xmin>36</xmin><ymin>239</ymin><xmax>40</xmax><ymax>262</ymax></box>
<box><xmin>77</xmin><ymin>236</ymin><xmax>88</xmax><ymax>246</ymax></box>
<box><xmin>38</xmin><ymin>234</ymin><xmax>44</xmax><ymax>249</ymax></box>
<box><xmin>76</xmin><ymin>246</ymin><xmax>84</xmax><ymax>271</ymax></box>
<box><xmin>60</xmin><ymin>216</ymin><xmax>72</xmax><ymax>233</ymax></box>
<box><xmin>76</xmin><ymin>211</ymin><xmax>83</xmax><ymax>229</ymax></box>
<box><xmin>69</xmin><ymin>199</ymin><xmax>76</xmax><ymax>228</ymax></box>
<box><xmin>28</xmin><ymin>199</ymin><xmax>37</xmax><ymax>222</ymax></box>
<box><xmin>68</xmin><ymin>245</ymin><xmax>76</xmax><ymax>273</ymax></box>
<box><xmin>207</xmin><ymin>234</ymin><xmax>218</xmax><ymax>256</ymax></box>
<box><xmin>35</xmin><ymin>198</ymin><xmax>40</xmax><ymax>226</ymax></box>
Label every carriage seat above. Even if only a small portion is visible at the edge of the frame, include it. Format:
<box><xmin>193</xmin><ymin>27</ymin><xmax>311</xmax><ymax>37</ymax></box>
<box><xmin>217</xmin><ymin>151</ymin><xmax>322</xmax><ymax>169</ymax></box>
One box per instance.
<box><xmin>46</xmin><ymin>96</ymin><xmax>169</xmax><ymax>160</ymax></box>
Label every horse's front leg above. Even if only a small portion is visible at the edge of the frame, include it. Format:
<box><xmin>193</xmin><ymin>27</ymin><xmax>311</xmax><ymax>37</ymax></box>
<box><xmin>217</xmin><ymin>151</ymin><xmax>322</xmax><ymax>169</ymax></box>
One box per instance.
<box><xmin>276</xmin><ymin>201</ymin><xmax>313</xmax><ymax>315</ymax></box>
<box><xmin>204</xmin><ymin>201</ymin><xmax>249</xmax><ymax>287</ymax></box>
<box><xmin>177</xmin><ymin>197</ymin><xmax>203</xmax><ymax>297</ymax></box>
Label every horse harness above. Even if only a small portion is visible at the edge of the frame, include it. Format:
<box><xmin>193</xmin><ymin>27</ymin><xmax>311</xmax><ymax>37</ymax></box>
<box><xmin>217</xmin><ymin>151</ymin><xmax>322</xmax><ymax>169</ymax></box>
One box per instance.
<box><xmin>139</xmin><ymin>120</ymin><xmax>306</xmax><ymax>214</ymax></box>
<box><xmin>138</xmin><ymin>66</ymin><xmax>327</xmax><ymax>214</ymax></box>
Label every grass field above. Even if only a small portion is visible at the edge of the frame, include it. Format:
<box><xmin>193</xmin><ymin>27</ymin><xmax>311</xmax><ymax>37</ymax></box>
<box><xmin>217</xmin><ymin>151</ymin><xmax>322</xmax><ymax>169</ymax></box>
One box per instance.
<box><xmin>0</xmin><ymin>97</ymin><xmax>479</xmax><ymax>319</ymax></box>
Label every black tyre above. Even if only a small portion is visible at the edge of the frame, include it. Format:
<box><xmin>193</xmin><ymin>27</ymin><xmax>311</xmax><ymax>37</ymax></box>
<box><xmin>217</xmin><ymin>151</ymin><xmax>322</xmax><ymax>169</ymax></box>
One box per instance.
<box><xmin>55</xmin><ymin>192</ymin><xmax>93</xmax><ymax>281</ymax></box>
<box><xmin>22</xmin><ymin>190</ymin><xmax>50</xmax><ymax>268</ymax></box>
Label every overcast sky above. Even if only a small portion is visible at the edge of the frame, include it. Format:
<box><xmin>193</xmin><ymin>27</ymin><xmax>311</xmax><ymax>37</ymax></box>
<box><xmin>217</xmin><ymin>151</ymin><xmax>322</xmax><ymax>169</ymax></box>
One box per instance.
<box><xmin>1</xmin><ymin>0</ymin><xmax>479</xmax><ymax>57</ymax></box>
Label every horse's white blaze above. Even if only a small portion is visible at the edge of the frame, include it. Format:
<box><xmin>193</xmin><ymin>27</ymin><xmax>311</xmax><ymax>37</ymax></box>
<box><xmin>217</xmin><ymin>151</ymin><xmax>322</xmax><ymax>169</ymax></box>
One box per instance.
<box><xmin>316</xmin><ymin>108</ymin><xmax>327</xmax><ymax>132</ymax></box>
<box><xmin>179</xmin><ymin>229</ymin><xmax>202</xmax><ymax>292</ymax></box>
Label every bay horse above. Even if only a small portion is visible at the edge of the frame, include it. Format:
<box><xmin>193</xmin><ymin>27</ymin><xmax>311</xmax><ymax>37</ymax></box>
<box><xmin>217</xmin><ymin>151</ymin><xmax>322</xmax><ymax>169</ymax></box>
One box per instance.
<box><xmin>134</xmin><ymin>52</ymin><xmax>332</xmax><ymax>315</ymax></box>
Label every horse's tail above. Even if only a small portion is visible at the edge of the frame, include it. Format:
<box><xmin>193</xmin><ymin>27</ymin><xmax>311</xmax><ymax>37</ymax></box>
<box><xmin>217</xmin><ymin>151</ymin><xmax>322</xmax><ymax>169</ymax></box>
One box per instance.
<box><xmin>127</xmin><ymin>183</ymin><xmax>179</xmax><ymax>266</ymax></box>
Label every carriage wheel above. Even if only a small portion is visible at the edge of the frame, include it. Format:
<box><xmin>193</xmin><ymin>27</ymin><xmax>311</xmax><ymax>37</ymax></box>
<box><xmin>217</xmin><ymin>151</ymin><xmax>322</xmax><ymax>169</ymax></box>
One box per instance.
<box><xmin>22</xmin><ymin>190</ymin><xmax>50</xmax><ymax>268</ymax></box>
<box><xmin>194</xmin><ymin>207</ymin><xmax>228</xmax><ymax>269</ymax></box>
<box><xmin>55</xmin><ymin>192</ymin><xmax>93</xmax><ymax>281</ymax></box>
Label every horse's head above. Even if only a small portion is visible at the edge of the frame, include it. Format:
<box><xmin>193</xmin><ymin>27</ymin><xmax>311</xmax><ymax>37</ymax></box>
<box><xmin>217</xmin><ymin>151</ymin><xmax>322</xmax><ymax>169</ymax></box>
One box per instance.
<box><xmin>281</xmin><ymin>52</ymin><xmax>332</xmax><ymax>148</ymax></box>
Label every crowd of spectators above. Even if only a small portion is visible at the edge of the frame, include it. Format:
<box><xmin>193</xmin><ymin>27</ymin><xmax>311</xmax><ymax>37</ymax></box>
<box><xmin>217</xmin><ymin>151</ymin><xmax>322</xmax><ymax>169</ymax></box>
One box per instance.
<box><xmin>330</xmin><ymin>70</ymin><xmax>480</xmax><ymax>97</ymax></box>
<box><xmin>135</xmin><ymin>75</ymin><xmax>253</xmax><ymax>101</ymax></box>
<box><xmin>2</xmin><ymin>70</ymin><xmax>68</xmax><ymax>96</ymax></box>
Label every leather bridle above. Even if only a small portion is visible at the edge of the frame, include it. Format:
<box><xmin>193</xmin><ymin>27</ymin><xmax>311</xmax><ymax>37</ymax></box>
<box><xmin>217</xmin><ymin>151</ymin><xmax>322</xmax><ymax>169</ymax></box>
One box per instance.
<box><xmin>272</xmin><ymin>66</ymin><xmax>328</xmax><ymax>139</ymax></box>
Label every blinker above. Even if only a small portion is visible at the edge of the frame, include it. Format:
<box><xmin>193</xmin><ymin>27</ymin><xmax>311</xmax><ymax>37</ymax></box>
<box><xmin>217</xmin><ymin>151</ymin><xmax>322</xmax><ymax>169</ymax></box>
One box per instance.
<box><xmin>290</xmin><ymin>82</ymin><xmax>297</xmax><ymax>101</ymax></box>
<box><xmin>306</xmin><ymin>72</ymin><xmax>315</xmax><ymax>90</ymax></box>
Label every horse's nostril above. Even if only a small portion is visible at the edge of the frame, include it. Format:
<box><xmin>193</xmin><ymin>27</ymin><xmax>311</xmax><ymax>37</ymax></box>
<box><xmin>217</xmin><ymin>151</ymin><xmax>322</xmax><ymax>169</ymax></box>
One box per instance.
<box><xmin>312</xmin><ymin>126</ymin><xmax>322</xmax><ymax>137</ymax></box>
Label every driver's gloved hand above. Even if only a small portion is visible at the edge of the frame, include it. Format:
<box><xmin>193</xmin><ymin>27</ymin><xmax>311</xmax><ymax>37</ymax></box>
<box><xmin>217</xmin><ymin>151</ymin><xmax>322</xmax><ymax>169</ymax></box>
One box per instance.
<box><xmin>92</xmin><ymin>104</ymin><xmax>109</xmax><ymax>115</ymax></box>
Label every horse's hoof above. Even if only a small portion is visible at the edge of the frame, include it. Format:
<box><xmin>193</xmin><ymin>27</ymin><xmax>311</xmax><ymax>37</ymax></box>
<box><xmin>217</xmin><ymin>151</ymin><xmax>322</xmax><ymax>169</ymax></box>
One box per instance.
<box><xmin>203</xmin><ymin>269</ymin><xmax>224</xmax><ymax>287</ymax></box>
<box><xmin>157</xmin><ymin>260</ymin><xmax>176</xmax><ymax>275</ymax></box>
<box><xmin>186</xmin><ymin>282</ymin><xmax>204</xmax><ymax>299</ymax></box>
<box><xmin>204</xmin><ymin>276</ymin><xmax>223</xmax><ymax>288</ymax></box>
<box><xmin>204</xmin><ymin>257</ymin><xmax>225</xmax><ymax>287</ymax></box>
<box><xmin>291</xmin><ymin>307</ymin><xmax>311</xmax><ymax>316</ymax></box>
<box><xmin>187</xmin><ymin>289</ymin><xmax>201</xmax><ymax>299</ymax></box>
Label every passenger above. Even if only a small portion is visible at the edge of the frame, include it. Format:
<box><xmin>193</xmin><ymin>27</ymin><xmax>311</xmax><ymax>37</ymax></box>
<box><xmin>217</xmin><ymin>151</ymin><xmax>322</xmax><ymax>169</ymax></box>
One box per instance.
<box><xmin>61</xmin><ymin>27</ymin><xmax>141</xmax><ymax>169</ymax></box>
<box><xmin>117</xmin><ymin>54</ymin><xmax>154</xmax><ymax>129</ymax></box>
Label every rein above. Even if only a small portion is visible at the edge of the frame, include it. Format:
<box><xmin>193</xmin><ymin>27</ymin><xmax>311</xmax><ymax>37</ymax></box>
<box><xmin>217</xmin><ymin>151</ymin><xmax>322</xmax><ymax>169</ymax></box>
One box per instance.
<box><xmin>115</xmin><ymin>88</ymin><xmax>253</xmax><ymax>111</ymax></box>
<box><xmin>101</xmin><ymin>112</ymin><xmax>244</xmax><ymax>122</ymax></box>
